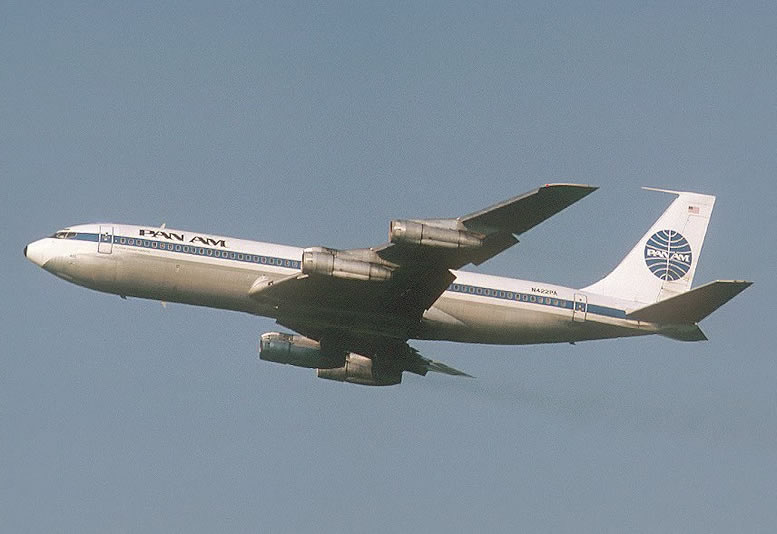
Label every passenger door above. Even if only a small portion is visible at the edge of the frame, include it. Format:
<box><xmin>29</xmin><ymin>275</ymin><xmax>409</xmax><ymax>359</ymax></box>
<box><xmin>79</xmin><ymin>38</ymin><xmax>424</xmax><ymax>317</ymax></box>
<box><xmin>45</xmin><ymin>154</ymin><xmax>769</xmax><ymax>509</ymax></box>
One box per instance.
<box><xmin>98</xmin><ymin>225</ymin><xmax>113</xmax><ymax>254</ymax></box>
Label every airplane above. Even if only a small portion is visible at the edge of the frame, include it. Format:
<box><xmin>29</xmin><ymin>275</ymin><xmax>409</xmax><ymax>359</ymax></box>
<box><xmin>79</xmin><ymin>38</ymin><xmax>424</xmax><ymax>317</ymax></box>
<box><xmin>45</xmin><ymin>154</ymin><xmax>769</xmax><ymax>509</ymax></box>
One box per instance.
<box><xmin>24</xmin><ymin>184</ymin><xmax>751</xmax><ymax>386</ymax></box>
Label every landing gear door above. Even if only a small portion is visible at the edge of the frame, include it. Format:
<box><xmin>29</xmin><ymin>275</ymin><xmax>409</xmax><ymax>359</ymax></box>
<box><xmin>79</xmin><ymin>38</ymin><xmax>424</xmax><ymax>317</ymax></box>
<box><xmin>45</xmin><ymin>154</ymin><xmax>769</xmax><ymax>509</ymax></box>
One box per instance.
<box><xmin>572</xmin><ymin>293</ymin><xmax>587</xmax><ymax>322</ymax></box>
<box><xmin>98</xmin><ymin>225</ymin><xmax>114</xmax><ymax>254</ymax></box>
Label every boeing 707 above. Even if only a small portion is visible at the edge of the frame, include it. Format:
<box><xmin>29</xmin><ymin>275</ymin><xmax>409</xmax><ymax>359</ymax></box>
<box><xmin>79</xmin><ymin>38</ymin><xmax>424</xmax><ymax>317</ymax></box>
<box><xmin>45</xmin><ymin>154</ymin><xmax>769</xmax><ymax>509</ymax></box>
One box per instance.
<box><xmin>25</xmin><ymin>185</ymin><xmax>751</xmax><ymax>386</ymax></box>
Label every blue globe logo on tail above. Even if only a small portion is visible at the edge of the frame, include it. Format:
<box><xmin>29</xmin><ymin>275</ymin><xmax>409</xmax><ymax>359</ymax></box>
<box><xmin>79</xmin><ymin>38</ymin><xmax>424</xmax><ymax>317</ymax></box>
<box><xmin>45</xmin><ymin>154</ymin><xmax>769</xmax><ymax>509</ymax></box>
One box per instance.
<box><xmin>644</xmin><ymin>230</ymin><xmax>692</xmax><ymax>281</ymax></box>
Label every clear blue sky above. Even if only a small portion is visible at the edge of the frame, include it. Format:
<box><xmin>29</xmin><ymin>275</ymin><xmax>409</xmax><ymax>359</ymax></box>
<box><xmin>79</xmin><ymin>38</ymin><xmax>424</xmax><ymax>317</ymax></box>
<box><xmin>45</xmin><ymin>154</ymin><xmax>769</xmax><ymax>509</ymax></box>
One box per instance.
<box><xmin>2</xmin><ymin>2</ymin><xmax>775</xmax><ymax>532</ymax></box>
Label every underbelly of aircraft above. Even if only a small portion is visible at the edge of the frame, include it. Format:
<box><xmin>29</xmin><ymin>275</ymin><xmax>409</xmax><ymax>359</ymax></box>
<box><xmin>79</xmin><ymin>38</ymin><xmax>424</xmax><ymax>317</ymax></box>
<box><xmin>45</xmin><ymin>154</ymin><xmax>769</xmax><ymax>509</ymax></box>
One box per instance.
<box><xmin>58</xmin><ymin>250</ymin><xmax>647</xmax><ymax>346</ymax></box>
<box><xmin>62</xmin><ymin>251</ymin><xmax>278</xmax><ymax>315</ymax></box>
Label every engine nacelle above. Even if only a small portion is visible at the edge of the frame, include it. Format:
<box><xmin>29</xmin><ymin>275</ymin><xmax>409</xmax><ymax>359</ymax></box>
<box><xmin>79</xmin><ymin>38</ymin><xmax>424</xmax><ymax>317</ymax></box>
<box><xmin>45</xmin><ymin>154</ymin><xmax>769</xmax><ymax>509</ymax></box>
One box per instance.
<box><xmin>259</xmin><ymin>332</ymin><xmax>345</xmax><ymax>369</ymax></box>
<box><xmin>301</xmin><ymin>249</ymin><xmax>392</xmax><ymax>282</ymax></box>
<box><xmin>317</xmin><ymin>354</ymin><xmax>402</xmax><ymax>386</ymax></box>
<box><xmin>389</xmin><ymin>220</ymin><xmax>483</xmax><ymax>249</ymax></box>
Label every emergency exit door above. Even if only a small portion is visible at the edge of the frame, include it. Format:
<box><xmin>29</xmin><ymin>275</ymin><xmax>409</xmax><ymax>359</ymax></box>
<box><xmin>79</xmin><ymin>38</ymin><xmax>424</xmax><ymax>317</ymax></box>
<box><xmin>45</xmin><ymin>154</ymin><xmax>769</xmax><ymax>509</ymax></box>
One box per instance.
<box><xmin>572</xmin><ymin>293</ymin><xmax>587</xmax><ymax>322</ymax></box>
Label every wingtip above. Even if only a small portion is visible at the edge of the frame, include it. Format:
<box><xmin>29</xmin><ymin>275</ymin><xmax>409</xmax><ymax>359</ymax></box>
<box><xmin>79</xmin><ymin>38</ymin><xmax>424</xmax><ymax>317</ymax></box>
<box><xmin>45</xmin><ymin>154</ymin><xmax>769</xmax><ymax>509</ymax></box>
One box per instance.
<box><xmin>543</xmin><ymin>183</ymin><xmax>598</xmax><ymax>191</ymax></box>
<box><xmin>425</xmin><ymin>359</ymin><xmax>474</xmax><ymax>378</ymax></box>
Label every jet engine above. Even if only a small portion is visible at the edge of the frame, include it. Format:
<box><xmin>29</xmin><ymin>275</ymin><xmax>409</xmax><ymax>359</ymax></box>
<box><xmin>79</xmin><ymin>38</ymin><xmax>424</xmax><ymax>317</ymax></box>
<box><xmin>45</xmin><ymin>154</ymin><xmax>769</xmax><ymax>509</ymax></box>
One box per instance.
<box><xmin>260</xmin><ymin>332</ymin><xmax>402</xmax><ymax>386</ymax></box>
<box><xmin>389</xmin><ymin>220</ymin><xmax>483</xmax><ymax>249</ymax></box>
<box><xmin>301</xmin><ymin>249</ymin><xmax>392</xmax><ymax>281</ymax></box>
<box><xmin>317</xmin><ymin>353</ymin><xmax>402</xmax><ymax>387</ymax></box>
<box><xmin>259</xmin><ymin>332</ymin><xmax>345</xmax><ymax>369</ymax></box>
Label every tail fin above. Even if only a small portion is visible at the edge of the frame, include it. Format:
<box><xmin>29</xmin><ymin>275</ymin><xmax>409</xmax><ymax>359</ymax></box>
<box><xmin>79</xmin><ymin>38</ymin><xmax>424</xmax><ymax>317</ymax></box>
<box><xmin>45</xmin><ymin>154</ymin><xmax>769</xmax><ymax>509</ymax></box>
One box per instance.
<box><xmin>582</xmin><ymin>188</ymin><xmax>716</xmax><ymax>304</ymax></box>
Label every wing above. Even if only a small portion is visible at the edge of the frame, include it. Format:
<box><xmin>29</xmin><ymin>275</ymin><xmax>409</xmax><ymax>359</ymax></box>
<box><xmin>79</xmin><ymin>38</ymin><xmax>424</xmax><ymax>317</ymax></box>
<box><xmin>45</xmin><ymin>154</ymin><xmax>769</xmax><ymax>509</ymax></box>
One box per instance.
<box><xmin>250</xmin><ymin>183</ymin><xmax>596</xmax><ymax>375</ymax></box>
<box><xmin>376</xmin><ymin>183</ymin><xmax>598</xmax><ymax>268</ymax></box>
<box><xmin>251</xmin><ymin>183</ymin><xmax>595</xmax><ymax>324</ymax></box>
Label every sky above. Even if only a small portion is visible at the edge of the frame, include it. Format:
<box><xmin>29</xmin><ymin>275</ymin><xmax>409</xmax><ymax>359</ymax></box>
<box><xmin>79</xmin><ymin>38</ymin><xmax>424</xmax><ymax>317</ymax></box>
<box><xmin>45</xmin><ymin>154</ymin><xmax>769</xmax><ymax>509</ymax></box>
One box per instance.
<box><xmin>2</xmin><ymin>1</ymin><xmax>776</xmax><ymax>532</ymax></box>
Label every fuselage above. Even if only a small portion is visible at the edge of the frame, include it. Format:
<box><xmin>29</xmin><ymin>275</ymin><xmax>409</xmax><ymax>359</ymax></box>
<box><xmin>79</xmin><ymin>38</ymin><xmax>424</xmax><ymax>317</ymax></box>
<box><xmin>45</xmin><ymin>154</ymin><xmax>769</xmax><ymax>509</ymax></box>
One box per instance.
<box><xmin>25</xmin><ymin>223</ymin><xmax>665</xmax><ymax>345</ymax></box>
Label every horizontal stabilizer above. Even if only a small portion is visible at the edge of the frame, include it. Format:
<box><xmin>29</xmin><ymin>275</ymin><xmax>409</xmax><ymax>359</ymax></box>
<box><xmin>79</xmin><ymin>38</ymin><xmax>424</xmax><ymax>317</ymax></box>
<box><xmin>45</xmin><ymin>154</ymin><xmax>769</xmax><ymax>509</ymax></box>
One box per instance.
<box><xmin>626</xmin><ymin>280</ymin><xmax>752</xmax><ymax>324</ymax></box>
<box><xmin>657</xmin><ymin>325</ymin><xmax>708</xmax><ymax>342</ymax></box>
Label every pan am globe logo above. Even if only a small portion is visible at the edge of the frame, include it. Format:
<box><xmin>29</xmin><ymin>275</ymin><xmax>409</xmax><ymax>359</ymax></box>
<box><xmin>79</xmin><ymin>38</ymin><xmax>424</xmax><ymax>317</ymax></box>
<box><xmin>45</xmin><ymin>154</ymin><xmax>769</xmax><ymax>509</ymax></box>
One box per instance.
<box><xmin>644</xmin><ymin>230</ymin><xmax>693</xmax><ymax>281</ymax></box>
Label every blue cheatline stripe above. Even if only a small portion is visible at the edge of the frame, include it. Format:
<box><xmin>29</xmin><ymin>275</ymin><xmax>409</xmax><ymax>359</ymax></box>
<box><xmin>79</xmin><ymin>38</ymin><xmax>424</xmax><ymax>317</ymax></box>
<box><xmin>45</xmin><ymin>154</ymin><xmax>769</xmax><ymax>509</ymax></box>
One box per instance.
<box><xmin>73</xmin><ymin>233</ymin><xmax>99</xmax><ymax>242</ymax></box>
<box><xmin>58</xmin><ymin>232</ymin><xmax>625</xmax><ymax>319</ymax></box>
<box><xmin>446</xmin><ymin>283</ymin><xmax>626</xmax><ymax>319</ymax></box>
<box><xmin>67</xmin><ymin>232</ymin><xmax>302</xmax><ymax>269</ymax></box>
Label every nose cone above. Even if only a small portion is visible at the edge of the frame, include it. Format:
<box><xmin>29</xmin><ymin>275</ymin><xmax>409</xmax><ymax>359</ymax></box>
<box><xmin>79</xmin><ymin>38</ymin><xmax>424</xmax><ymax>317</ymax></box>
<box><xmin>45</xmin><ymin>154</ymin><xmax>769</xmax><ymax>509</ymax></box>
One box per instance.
<box><xmin>25</xmin><ymin>239</ymin><xmax>50</xmax><ymax>268</ymax></box>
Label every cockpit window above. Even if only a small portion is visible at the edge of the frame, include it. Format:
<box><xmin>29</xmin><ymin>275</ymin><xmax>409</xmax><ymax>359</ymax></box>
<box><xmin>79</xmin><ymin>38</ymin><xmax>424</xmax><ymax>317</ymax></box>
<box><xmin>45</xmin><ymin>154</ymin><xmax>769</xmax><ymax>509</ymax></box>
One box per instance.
<box><xmin>51</xmin><ymin>231</ymin><xmax>78</xmax><ymax>239</ymax></box>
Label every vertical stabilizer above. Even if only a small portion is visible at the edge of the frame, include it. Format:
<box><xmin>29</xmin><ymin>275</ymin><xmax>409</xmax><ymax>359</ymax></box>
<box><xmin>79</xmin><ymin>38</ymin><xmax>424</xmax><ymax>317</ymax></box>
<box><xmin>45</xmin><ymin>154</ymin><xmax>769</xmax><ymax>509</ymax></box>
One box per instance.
<box><xmin>582</xmin><ymin>188</ymin><xmax>715</xmax><ymax>304</ymax></box>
